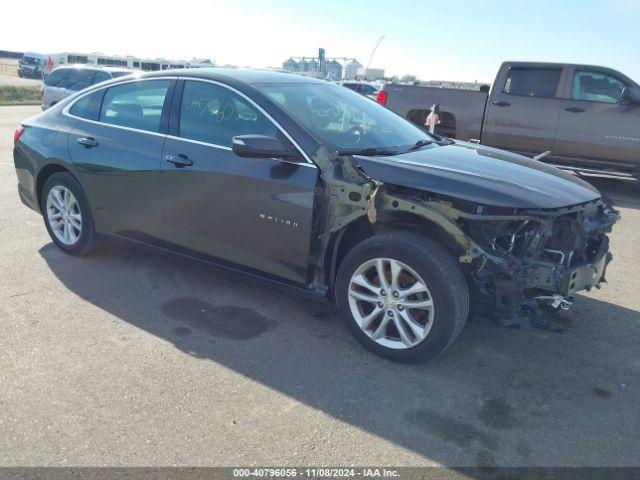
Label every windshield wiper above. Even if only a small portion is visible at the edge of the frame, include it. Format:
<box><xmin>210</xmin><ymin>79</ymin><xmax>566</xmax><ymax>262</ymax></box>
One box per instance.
<box><xmin>402</xmin><ymin>139</ymin><xmax>433</xmax><ymax>153</ymax></box>
<box><xmin>337</xmin><ymin>147</ymin><xmax>398</xmax><ymax>157</ymax></box>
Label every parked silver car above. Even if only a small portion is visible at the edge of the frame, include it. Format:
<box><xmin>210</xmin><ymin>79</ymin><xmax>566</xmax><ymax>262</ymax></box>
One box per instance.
<box><xmin>41</xmin><ymin>65</ymin><xmax>132</xmax><ymax>110</ymax></box>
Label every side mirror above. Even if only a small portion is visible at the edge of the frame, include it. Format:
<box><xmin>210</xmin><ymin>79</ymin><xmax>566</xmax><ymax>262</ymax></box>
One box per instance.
<box><xmin>622</xmin><ymin>87</ymin><xmax>640</xmax><ymax>104</ymax></box>
<box><xmin>232</xmin><ymin>135</ymin><xmax>298</xmax><ymax>160</ymax></box>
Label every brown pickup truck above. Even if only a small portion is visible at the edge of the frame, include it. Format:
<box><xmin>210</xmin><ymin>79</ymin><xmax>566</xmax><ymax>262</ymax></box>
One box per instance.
<box><xmin>377</xmin><ymin>61</ymin><xmax>640</xmax><ymax>178</ymax></box>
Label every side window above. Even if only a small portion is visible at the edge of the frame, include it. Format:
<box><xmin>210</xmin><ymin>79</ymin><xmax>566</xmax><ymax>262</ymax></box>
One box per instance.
<box><xmin>99</xmin><ymin>80</ymin><xmax>170</xmax><ymax>133</ymax></box>
<box><xmin>45</xmin><ymin>69</ymin><xmax>70</xmax><ymax>88</ymax></box>
<box><xmin>572</xmin><ymin>71</ymin><xmax>627</xmax><ymax>104</ymax></box>
<box><xmin>179</xmin><ymin>81</ymin><xmax>278</xmax><ymax>146</ymax></box>
<box><xmin>69</xmin><ymin>90</ymin><xmax>104</xmax><ymax>120</ymax></box>
<box><xmin>360</xmin><ymin>85</ymin><xmax>377</xmax><ymax>96</ymax></box>
<box><xmin>503</xmin><ymin>68</ymin><xmax>561</xmax><ymax>98</ymax></box>
<box><xmin>66</xmin><ymin>69</ymin><xmax>95</xmax><ymax>91</ymax></box>
<box><xmin>93</xmin><ymin>71</ymin><xmax>111</xmax><ymax>84</ymax></box>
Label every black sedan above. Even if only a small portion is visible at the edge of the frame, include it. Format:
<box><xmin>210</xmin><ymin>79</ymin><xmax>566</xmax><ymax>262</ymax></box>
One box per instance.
<box><xmin>12</xmin><ymin>68</ymin><xmax>617</xmax><ymax>362</ymax></box>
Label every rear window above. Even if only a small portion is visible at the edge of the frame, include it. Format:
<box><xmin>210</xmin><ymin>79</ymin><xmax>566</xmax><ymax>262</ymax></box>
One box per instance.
<box><xmin>110</xmin><ymin>71</ymin><xmax>132</xmax><ymax>79</ymax></box>
<box><xmin>45</xmin><ymin>69</ymin><xmax>71</xmax><ymax>87</ymax></box>
<box><xmin>66</xmin><ymin>69</ymin><xmax>95</xmax><ymax>91</ymax></box>
<box><xmin>503</xmin><ymin>68</ymin><xmax>561</xmax><ymax>98</ymax></box>
<box><xmin>93</xmin><ymin>71</ymin><xmax>111</xmax><ymax>84</ymax></box>
<box><xmin>99</xmin><ymin>80</ymin><xmax>170</xmax><ymax>133</ymax></box>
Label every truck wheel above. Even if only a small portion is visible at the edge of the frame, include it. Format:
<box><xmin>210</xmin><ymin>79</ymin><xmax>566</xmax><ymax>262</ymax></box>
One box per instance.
<box><xmin>335</xmin><ymin>232</ymin><xmax>469</xmax><ymax>363</ymax></box>
<box><xmin>41</xmin><ymin>172</ymin><xmax>98</xmax><ymax>255</ymax></box>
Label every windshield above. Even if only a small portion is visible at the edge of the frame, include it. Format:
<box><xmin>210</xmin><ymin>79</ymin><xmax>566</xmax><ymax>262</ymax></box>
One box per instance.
<box><xmin>20</xmin><ymin>56</ymin><xmax>41</xmax><ymax>66</ymax></box>
<box><xmin>254</xmin><ymin>82</ymin><xmax>432</xmax><ymax>155</ymax></box>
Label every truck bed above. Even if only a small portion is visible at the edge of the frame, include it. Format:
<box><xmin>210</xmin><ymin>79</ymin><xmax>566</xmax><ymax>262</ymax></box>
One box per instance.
<box><xmin>382</xmin><ymin>84</ymin><xmax>488</xmax><ymax>140</ymax></box>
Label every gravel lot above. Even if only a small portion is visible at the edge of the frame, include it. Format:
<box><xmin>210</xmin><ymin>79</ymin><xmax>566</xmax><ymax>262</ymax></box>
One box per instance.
<box><xmin>1</xmin><ymin>105</ymin><xmax>639</xmax><ymax>468</ymax></box>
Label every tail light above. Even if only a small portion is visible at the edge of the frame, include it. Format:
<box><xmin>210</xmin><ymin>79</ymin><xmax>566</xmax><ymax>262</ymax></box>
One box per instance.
<box><xmin>13</xmin><ymin>125</ymin><xmax>25</xmax><ymax>145</ymax></box>
<box><xmin>375</xmin><ymin>90</ymin><xmax>387</xmax><ymax>106</ymax></box>
<box><xmin>40</xmin><ymin>86</ymin><xmax>44</xmax><ymax>98</ymax></box>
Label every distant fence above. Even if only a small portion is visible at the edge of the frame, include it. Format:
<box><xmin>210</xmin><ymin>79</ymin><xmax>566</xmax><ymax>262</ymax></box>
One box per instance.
<box><xmin>0</xmin><ymin>58</ymin><xmax>19</xmax><ymax>77</ymax></box>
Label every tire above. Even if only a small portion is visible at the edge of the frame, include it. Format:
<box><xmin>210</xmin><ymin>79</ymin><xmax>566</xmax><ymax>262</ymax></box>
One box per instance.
<box><xmin>41</xmin><ymin>172</ymin><xmax>98</xmax><ymax>255</ymax></box>
<box><xmin>335</xmin><ymin>231</ymin><xmax>469</xmax><ymax>363</ymax></box>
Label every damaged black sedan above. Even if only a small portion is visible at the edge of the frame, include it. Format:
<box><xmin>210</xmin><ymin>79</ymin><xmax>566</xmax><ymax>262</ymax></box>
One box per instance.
<box><xmin>13</xmin><ymin>69</ymin><xmax>619</xmax><ymax>362</ymax></box>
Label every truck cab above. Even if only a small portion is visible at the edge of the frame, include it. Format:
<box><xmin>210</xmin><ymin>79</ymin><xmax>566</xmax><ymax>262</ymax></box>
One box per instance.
<box><xmin>484</xmin><ymin>62</ymin><xmax>640</xmax><ymax>176</ymax></box>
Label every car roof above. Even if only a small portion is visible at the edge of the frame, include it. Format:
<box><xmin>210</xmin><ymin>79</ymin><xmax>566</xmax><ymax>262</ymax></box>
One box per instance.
<box><xmin>139</xmin><ymin>67</ymin><xmax>328</xmax><ymax>85</ymax></box>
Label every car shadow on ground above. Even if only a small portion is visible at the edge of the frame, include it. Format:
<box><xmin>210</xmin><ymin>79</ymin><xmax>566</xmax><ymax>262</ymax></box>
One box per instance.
<box><xmin>38</xmin><ymin>237</ymin><xmax>640</xmax><ymax>468</ymax></box>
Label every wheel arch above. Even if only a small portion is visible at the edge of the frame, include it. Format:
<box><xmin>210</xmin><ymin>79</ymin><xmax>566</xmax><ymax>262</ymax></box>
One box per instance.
<box><xmin>35</xmin><ymin>163</ymin><xmax>77</xmax><ymax>211</ymax></box>
<box><xmin>325</xmin><ymin>211</ymin><xmax>467</xmax><ymax>298</ymax></box>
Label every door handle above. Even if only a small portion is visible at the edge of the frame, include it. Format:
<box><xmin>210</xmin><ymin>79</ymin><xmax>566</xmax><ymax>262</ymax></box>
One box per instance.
<box><xmin>76</xmin><ymin>137</ymin><xmax>99</xmax><ymax>148</ymax></box>
<box><xmin>564</xmin><ymin>107</ymin><xmax>586</xmax><ymax>113</ymax></box>
<box><xmin>164</xmin><ymin>153</ymin><xmax>193</xmax><ymax>167</ymax></box>
<box><xmin>492</xmin><ymin>100</ymin><xmax>511</xmax><ymax>107</ymax></box>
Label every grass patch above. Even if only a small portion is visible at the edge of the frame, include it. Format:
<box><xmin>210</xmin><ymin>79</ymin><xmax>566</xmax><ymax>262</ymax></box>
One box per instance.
<box><xmin>0</xmin><ymin>85</ymin><xmax>41</xmax><ymax>105</ymax></box>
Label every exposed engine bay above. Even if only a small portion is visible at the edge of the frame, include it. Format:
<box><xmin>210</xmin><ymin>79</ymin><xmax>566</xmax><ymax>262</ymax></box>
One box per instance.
<box><xmin>457</xmin><ymin>198</ymin><xmax>618</xmax><ymax>327</ymax></box>
<box><xmin>307</xmin><ymin>146</ymin><xmax>620</xmax><ymax>330</ymax></box>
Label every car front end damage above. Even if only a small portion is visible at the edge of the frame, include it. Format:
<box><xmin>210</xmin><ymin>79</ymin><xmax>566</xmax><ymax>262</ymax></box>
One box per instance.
<box><xmin>309</xmin><ymin>148</ymin><xmax>620</xmax><ymax>329</ymax></box>
<box><xmin>440</xmin><ymin>197</ymin><xmax>619</xmax><ymax>328</ymax></box>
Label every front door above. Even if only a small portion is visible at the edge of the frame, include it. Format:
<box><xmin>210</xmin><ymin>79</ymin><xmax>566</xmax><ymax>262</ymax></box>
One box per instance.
<box><xmin>482</xmin><ymin>66</ymin><xmax>565</xmax><ymax>155</ymax></box>
<box><xmin>554</xmin><ymin>68</ymin><xmax>640</xmax><ymax>171</ymax></box>
<box><xmin>69</xmin><ymin>79</ymin><xmax>173</xmax><ymax>240</ymax></box>
<box><xmin>161</xmin><ymin>79</ymin><xmax>317</xmax><ymax>284</ymax></box>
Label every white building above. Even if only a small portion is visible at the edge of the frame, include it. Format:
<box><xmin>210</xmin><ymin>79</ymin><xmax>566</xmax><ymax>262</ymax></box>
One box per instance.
<box><xmin>344</xmin><ymin>60</ymin><xmax>362</xmax><ymax>80</ymax></box>
<box><xmin>357</xmin><ymin>67</ymin><xmax>385</xmax><ymax>81</ymax></box>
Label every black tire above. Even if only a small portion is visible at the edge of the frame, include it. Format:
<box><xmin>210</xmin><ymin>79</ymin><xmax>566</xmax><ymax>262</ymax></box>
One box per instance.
<box><xmin>41</xmin><ymin>172</ymin><xmax>98</xmax><ymax>255</ymax></box>
<box><xmin>335</xmin><ymin>231</ymin><xmax>469</xmax><ymax>363</ymax></box>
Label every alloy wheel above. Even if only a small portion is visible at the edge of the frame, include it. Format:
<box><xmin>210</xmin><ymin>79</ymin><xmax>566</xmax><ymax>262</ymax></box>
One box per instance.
<box><xmin>348</xmin><ymin>258</ymin><xmax>435</xmax><ymax>350</ymax></box>
<box><xmin>46</xmin><ymin>186</ymin><xmax>82</xmax><ymax>246</ymax></box>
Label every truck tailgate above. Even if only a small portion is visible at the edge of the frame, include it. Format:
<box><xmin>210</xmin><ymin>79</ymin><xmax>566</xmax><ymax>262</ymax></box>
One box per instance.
<box><xmin>383</xmin><ymin>84</ymin><xmax>488</xmax><ymax>140</ymax></box>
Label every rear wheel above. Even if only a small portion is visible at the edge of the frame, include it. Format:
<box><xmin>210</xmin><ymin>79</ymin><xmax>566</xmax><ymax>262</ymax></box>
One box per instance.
<box><xmin>336</xmin><ymin>232</ymin><xmax>469</xmax><ymax>363</ymax></box>
<box><xmin>41</xmin><ymin>172</ymin><xmax>98</xmax><ymax>255</ymax></box>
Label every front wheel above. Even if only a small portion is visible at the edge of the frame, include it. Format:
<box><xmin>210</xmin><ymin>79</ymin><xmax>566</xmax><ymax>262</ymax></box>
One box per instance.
<box><xmin>335</xmin><ymin>232</ymin><xmax>469</xmax><ymax>363</ymax></box>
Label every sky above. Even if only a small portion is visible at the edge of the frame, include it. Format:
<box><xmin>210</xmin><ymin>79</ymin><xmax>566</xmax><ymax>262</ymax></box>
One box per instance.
<box><xmin>2</xmin><ymin>0</ymin><xmax>639</xmax><ymax>83</ymax></box>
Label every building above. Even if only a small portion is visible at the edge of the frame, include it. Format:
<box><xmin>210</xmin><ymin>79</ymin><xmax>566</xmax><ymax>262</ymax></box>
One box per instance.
<box><xmin>282</xmin><ymin>58</ymin><xmax>298</xmax><ymax>72</ymax></box>
<box><xmin>344</xmin><ymin>59</ymin><xmax>363</xmax><ymax>80</ymax></box>
<box><xmin>298</xmin><ymin>58</ymin><xmax>318</xmax><ymax>73</ymax></box>
<box><xmin>325</xmin><ymin>59</ymin><xmax>343</xmax><ymax>80</ymax></box>
<box><xmin>357</xmin><ymin>67</ymin><xmax>385</xmax><ymax>81</ymax></box>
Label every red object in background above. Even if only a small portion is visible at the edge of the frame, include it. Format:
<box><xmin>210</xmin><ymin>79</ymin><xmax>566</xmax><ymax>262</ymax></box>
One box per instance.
<box><xmin>13</xmin><ymin>125</ymin><xmax>25</xmax><ymax>145</ymax></box>
<box><xmin>47</xmin><ymin>57</ymin><xmax>54</xmax><ymax>73</ymax></box>
<box><xmin>425</xmin><ymin>111</ymin><xmax>440</xmax><ymax>128</ymax></box>
<box><xmin>375</xmin><ymin>90</ymin><xmax>387</xmax><ymax>106</ymax></box>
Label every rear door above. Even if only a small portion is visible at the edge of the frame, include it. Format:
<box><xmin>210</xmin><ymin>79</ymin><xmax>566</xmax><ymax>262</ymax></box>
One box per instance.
<box><xmin>68</xmin><ymin>78</ymin><xmax>174</xmax><ymax>240</ymax></box>
<box><xmin>482</xmin><ymin>66</ymin><xmax>566</xmax><ymax>154</ymax></box>
<box><xmin>160</xmin><ymin>79</ymin><xmax>317</xmax><ymax>284</ymax></box>
<box><xmin>553</xmin><ymin>68</ymin><xmax>640</xmax><ymax>171</ymax></box>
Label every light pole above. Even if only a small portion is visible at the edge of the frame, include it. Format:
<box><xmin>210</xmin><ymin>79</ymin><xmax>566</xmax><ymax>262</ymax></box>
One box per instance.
<box><xmin>365</xmin><ymin>35</ymin><xmax>385</xmax><ymax>80</ymax></box>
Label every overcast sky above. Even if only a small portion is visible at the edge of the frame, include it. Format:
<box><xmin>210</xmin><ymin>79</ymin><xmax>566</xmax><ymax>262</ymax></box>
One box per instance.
<box><xmin>2</xmin><ymin>0</ymin><xmax>639</xmax><ymax>82</ymax></box>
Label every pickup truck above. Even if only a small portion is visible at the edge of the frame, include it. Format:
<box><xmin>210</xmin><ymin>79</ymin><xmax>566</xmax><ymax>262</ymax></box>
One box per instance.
<box><xmin>377</xmin><ymin>62</ymin><xmax>640</xmax><ymax>178</ymax></box>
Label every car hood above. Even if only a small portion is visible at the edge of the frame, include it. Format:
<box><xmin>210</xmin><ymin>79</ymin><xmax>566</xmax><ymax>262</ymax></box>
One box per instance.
<box><xmin>353</xmin><ymin>141</ymin><xmax>601</xmax><ymax>209</ymax></box>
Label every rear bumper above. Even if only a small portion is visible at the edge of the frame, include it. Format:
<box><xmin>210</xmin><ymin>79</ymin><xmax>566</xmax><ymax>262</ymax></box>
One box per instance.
<box><xmin>18</xmin><ymin>182</ymin><xmax>41</xmax><ymax>213</ymax></box>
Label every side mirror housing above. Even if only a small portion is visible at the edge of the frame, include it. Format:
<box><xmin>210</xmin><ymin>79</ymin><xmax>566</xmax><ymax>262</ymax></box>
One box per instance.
<box><xmin>232</xmin><ymin>135</ymin><xmax>298</xmax><ymax>160</ymax></box>
<box><xmin>622</xmin><ymin>87</ymin><xmax>640</xmax><ymax>104</ymax></box>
